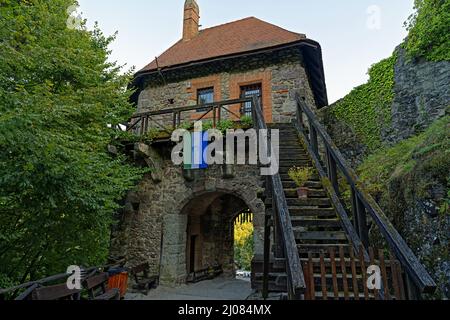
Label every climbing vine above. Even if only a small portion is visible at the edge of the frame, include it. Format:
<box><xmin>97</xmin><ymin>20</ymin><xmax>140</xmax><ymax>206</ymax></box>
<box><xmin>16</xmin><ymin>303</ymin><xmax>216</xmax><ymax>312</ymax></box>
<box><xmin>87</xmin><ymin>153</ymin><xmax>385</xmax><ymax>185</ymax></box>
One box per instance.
<box><xmin>330</xmin><ymin>53</ymin><xmax>397</xmax><ymax>151</ymax></box>
<box><xmin>404</xmin><ymin>0</ymin><xmax>450</xmax><ymax>61</ymax></box>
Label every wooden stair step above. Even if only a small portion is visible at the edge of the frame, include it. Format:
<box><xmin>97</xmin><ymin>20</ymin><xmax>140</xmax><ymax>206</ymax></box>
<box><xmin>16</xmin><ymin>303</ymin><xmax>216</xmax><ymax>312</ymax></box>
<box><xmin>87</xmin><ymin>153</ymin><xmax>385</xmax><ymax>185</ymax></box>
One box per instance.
<box><xmin>266</xmin><ymin>197</ymin><xmax>331</xmax><ymax>207</ymax></box>
<box><xmin>280</xmin><ymin>174</ymin><xmax>320</xmax><ymax>182</ymax></box>
<box><xmin>290</xmin><ymin>217</ymin><xmax>341</xmax><ymax>228</ymax></box>
<box><xmin>297</xmin><ymin>244</ymin><xmax>351</xmax><ymax>254</ymax></box>
<box><xmin>313</xmin><ymin>292</ymin><xmax>376</xmax><ymax>300</ymax></box>
<box><xmin>289</xmin><ymin>207</ymin><xmax>337</xmax><ymax>217</ymax></box>
<box><xmin>281</xmin><ymin>181</ymin><xmax>323</xmax><ymax>189</ymax></box>
<box><xmin>294</xmin><ymin>231</ymin><xmax>348</xmax><ymax>241</ymax></box>
<box><xmin>283</xmin><ymin>188</ymin><xmax>327</xmax><ymax>198</ymax></box>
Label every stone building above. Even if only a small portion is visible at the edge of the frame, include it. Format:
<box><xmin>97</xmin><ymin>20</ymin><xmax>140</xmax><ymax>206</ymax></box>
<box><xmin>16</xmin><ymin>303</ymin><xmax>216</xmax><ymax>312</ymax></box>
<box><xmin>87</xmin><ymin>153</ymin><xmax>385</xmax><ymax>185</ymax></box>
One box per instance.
<box><xmin>113</xmin><ymin>0</ymin><xmax>328</xmax><ymax>286</ymax></box>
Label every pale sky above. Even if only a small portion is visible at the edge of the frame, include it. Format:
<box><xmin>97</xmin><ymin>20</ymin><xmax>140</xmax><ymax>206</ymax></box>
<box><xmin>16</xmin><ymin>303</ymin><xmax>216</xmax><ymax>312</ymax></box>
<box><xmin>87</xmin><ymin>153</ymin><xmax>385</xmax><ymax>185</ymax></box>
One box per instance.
<box><xmin>77</xmin><ymin>0</ymin><xmax>414</xmax><ymax>103</ymax></box>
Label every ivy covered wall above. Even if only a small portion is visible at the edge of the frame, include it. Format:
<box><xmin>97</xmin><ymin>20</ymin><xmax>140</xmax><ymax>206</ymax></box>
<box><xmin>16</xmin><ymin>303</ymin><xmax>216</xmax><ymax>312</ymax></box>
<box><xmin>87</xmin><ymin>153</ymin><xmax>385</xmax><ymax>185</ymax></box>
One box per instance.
<box><xmin>321</xmin><ymin>0</ymin><xmax>450</xmax><ymax>298</ymax></box>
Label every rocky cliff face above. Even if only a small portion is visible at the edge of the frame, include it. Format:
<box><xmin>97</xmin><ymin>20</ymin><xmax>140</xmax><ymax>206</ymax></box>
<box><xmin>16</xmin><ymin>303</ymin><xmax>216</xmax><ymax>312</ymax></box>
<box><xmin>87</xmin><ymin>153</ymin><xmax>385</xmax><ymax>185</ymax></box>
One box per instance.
<box><xmin>383</xmin><ymin>47</ymin><xmax>450</xmax><ymax>144</ymax></box>
<box><xmin>322</xmin><ymin>47</ymin><xmax>449</xmax><ymax>298</ymax></box>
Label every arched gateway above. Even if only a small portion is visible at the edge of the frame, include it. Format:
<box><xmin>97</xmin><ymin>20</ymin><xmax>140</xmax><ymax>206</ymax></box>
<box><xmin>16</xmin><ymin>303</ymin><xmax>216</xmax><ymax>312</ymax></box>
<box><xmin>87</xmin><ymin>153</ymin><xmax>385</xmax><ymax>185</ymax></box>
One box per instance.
<box><xmin>111</xmin><ymin>159</ymin><xmax>265</xmax><ymax>286</ymax></box>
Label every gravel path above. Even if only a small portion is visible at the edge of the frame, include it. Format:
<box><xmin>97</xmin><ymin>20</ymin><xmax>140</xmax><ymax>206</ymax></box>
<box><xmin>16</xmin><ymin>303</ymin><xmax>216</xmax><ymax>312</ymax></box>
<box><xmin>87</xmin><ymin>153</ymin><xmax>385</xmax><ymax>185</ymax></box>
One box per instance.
<box><xmin>125</xmin><ymin>277</ymin><xmax>253</xmax><ymax>301</ymax></box>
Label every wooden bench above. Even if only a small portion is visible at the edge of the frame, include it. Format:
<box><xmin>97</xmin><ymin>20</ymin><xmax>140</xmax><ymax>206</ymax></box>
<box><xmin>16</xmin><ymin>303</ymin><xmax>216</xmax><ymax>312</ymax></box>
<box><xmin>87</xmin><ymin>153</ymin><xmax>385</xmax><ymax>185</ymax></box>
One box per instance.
<box><xmin>31</xmin><ymin>283</ymin><xmax>81</xmax><ymax>300</ymax></box>
<box><xmin>187</xmin><ymin>265</ymin><xmax>223</xmax><ymax>283</ymax></box>
<box><xmin>130</xmin><ymin>263</ymin><xmax>158</xmax><ymax>295</ymax></box>
<box><xmin>84</xmin><ymin>273</ymin><xmax>120</xmax><ymax>300</ymax></box>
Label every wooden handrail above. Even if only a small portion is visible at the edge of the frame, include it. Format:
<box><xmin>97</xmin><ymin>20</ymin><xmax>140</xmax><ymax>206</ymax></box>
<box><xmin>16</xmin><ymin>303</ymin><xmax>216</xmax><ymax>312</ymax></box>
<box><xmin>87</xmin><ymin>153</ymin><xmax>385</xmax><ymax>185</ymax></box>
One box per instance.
<box><xmin>251</xmin><ymin>96</ymin><xmax>306</xmax><ymax>299</ymax></box>
<box><xmin>0</xmin><ymin>259</ymin><xmax>126</xmax><ymax>300</ymax></box>
<box><xmin>131</xmin><ymin>98</ymin><xmax>253</xmax><ymax>119</ymax></box>
<box><xmin>125</xmin><ymin>97</ymin><xmax>254</xmax><ymax>134</ymax></box>
<box><xmin>294</xmin><ymin>95</ymin><xmax>436</xmax><ymax>295</ymax></box>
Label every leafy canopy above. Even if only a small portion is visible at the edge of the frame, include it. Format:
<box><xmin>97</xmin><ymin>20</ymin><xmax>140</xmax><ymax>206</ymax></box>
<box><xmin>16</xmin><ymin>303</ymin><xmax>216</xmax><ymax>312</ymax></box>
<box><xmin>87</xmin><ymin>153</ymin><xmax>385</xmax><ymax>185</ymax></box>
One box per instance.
<box><xmin>0</xmin><ymin>0</ymin><xmax>144</xmax><ymax>286</ymax></box>
<box><xmin>405</xmin><ymin>0</ymin><xmax>450</xmax><ymax>61</ymax></box>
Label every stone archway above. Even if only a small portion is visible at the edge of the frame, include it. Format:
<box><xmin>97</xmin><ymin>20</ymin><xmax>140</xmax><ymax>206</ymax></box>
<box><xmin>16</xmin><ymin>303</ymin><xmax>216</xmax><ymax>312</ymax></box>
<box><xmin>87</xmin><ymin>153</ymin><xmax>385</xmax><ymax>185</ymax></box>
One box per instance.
<box><xmin>159</xmin><ymin>175</ymin><xmax>265</xmax><ymax>286</ymax></box>
<box><xmin>181</xmin><ymin>192</ymin><xmax>249</xmax><ymax>280</ymax></box>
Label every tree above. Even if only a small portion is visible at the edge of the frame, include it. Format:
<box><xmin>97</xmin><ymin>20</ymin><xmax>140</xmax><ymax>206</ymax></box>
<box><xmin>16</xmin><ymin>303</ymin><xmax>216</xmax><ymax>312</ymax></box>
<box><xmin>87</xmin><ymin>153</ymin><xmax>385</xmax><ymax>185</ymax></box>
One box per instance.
<box><xmin>0</xmin><ymin>0</ymin><xmax>144</xmax><ymax>286</ymax></box>
<box><xmin>234</xmin><ymin>221</ymin><xmax>254</xmax><ymax>271</ymax></box>
<box><xmin>405</xmin><ymin>0</ymin><xmax>450</xmax><ymax>61</ymax></box>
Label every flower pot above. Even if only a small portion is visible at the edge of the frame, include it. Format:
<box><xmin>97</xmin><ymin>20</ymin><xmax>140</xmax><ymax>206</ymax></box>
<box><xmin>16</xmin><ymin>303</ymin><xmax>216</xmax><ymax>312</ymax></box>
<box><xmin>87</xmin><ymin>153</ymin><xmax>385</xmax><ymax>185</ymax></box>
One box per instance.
<box><xmin>297</xmin><ymin>187</ymin><xmax>309</xmax><ymax>199</ymax></box>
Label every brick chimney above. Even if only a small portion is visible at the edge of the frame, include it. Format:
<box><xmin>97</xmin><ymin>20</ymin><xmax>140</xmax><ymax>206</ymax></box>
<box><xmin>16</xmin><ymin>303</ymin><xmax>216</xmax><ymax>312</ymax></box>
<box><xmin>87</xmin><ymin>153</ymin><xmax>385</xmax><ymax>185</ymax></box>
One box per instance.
<box><xmin>183</xmin><ymin>0</ymin><xmax>200</xmax><ymax>41</ymax></box>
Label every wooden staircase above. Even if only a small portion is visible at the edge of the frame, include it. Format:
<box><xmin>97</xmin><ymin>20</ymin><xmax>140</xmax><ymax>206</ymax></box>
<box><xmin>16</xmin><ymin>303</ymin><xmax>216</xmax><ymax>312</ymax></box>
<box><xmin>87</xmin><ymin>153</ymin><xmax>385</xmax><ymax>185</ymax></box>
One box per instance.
<box><xmin>253</xmin><ymin>124</ymin><xmax>407</xmax><ymax>300</ymax></box>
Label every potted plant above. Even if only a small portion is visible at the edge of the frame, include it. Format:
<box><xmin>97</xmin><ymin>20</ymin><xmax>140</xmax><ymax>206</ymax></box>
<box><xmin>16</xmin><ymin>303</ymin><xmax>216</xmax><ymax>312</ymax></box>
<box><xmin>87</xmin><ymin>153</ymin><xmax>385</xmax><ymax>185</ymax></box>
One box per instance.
<box><xmin>288</xmin><ymin>167</ymin><xmax>313</xmax><ymax>199</ymax></box>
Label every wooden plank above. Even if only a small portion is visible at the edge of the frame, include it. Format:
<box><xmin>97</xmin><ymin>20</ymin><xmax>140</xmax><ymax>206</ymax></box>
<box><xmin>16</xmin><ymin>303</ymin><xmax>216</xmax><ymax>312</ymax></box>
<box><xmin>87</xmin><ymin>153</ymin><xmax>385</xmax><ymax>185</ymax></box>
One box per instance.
<box><xmin>359</xmin><ymin>246</ymin><xmax>369</xmax><ymax>300</ymax></box>
<box><xmin>303</xmin><ymin>261</ymin><xmax>310</xmax><ymax>300</ymax></box>
<box><xmin>132</xmin><ymin>97</ymin><xmax>254</xmax><ymax>118</ymax></box>
<box><xmin>308</xmin><ymin>253</ymin><xmax>315</xmax><ymax>301</ymax></box>
<box><xmin>320</xmin><ymin>252</ymin><xmax>327</xmax><ymax>300</ymax></box>
<box><xmin>396</xmin><ymin>260</ymin><xmax>406</xmax><ymax>300</ymax></box>
<box><xmin>379</xmin><ymin>249</ymin><xmax>390</xmax><ymax>300</ymax></box>
<box><xmin>390</xmin><ymin>251</ymin><xmax>402</xmax><ymax>300</ymax></box>
<box><xmin>349</xmin><ymin>248</ymin><xmax>359</xmax><ymax>301</ymax></box>
<box><xmin>262</xmin><ymin>213</ymin><xmax>271</xmax><ymax>300</ymax></box>
<box><xmin>339</xmin><ymin>246</ymin><xmax>350</xmax><ymax>300</ymax></box>
<box><xmin>329</xmin><ymin>248</ymin><xmax>339</xmax><ymax>300</ymax></box>
<box><xmin>369</xmin><ymin>248</ymin><xmax>380</xmax><ymax>300</ymax></box>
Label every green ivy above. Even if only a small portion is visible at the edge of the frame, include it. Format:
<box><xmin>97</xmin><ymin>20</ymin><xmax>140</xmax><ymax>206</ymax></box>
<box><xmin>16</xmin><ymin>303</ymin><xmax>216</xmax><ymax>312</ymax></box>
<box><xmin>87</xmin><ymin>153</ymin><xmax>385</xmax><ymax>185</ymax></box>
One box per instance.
<box><xmin>330</xmin><ymin>53</ymin><xmax>397</xmax><ymax>151</ymax></box>
<box><xmin>404</xmin><ymin>0</ymin><xmax>450</xmax><ymax>61</ymax></box>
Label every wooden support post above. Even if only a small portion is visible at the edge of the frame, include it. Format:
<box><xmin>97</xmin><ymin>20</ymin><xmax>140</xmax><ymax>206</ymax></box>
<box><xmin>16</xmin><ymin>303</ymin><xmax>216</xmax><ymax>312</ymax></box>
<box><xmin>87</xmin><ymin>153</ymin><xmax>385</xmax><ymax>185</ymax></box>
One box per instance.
<box><xmin>173</xmin><ymin>113</ymin><xmax>177</xmax><ymax>130</ymax></box>
<box><xmin>262</xmin><ymin>212</ymin><xmax>271</xmax><ymax>300</ymax></box>
<box><xmin>356</xmin><ymin>196</ymin><xmax>370</xmax><ymax>249</ymax></box>
<box><xmin>177</xmin><ymin>111</ymin><xmax>182</xmax><ymax>128</ymax></box>
<box><xmin>296</xmin><ymin>104</ymin><xmax>304</xmax><ymax>132</ymax></box>
<box><xmin>326</xmin><ymin>151</ymin><xmax>339</xmax><ymax>196</ymax></box>
<box><xmin>404</xmin><ymin>273</ymin><xmax>421</xmax><ymax>300</ymax></box>
<box><xmin>351</xmin><ymin>188</ymin><xmax>359</xmax><ymax>233</ymax></box>
<box><xmin>310</xmin><ymin>126</ymin><xmax>319</xmax><ymax>158</ymax></box>
<box><xmin>139</xmin><ymin>117</ymin><xmax>145</xmax><ymax>136</ymax></box>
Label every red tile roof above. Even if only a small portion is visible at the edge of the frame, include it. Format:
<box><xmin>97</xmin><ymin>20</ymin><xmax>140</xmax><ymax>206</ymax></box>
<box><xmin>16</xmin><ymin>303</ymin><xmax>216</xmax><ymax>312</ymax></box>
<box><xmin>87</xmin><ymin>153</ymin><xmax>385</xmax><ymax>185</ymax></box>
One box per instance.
<box><xmin>141</xmin><ymin>17</ymin><xmax>306</xmax><ymax>71</ymax></box>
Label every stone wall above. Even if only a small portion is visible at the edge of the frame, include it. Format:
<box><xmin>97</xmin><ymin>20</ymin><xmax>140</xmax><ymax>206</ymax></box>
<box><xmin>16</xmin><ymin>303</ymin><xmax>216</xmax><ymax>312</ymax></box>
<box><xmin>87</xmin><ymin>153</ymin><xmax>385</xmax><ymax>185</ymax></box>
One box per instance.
<box><xmin>110</xmin><ymin>143</ymin><xmax>265</xmax><ymax>286</ymax></box>
<box><xmin>323</xmin><ymin>47</ymin><xmax>450</xmax><ymax>166</ymax></box>
<box><xmin>383</xmin><ymin>47</ymin><xmax>450</xmax><ymax>144</ymax></box>
<box><xmin>137</xmin><ymin>47</ymin><xmax>316</xmax><ymax>124</ymax></box>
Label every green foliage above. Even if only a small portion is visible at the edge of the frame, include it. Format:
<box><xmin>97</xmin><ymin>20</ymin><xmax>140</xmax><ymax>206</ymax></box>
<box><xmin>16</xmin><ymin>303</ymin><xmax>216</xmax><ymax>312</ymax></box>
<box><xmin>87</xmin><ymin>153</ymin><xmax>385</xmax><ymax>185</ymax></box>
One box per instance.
<box><xmin>216</xmin><ymin>119</ymin><xmax>234</xmax><ymax>133</ymax></box>
<box><xmin>240</xmin><ymin>115</ymin><xmax>253</xmax><ymax>128</ymax></box>
<box><xmin>404</xmin><ymin>0</ymin><xmax>450</xmax><ymax>61</ymax></box>
<box><xmin>288</xmin><ymin>166</ymin><xmax>314</xmax><ymax>188</ymax></box>
<box><xmin>358</xmin><ymin>116</ymin><xmax>449</xmax><ymax>199</ymax></box>
<box><xmin>358</xmin><ymin>116</ymin><xmax>449</xmax><ymax>297</ymax></box>
<box><xmin>330</xmin><ymin>54</ymin><xmax>397</xmax><ymax>151</ymax></box>
<box><xmin>0</xmin><ymin>0</ymin><xmax>144</xmax><ymax>284</ymax></box>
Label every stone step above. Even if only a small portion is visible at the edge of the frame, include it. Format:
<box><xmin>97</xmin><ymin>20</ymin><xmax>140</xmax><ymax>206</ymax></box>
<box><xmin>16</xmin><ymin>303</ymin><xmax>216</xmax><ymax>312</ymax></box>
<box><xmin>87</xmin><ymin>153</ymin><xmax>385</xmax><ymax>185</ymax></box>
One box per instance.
<box><xmin>298</xmin><ymin>244</ymin><xmax>352</xmax><ymax>255</ymax></box>
<box><xmin>313</xmin><ymin>292</ymin><xmax>376</xmax><ymax>300</ymax></box>
<box><xmin>278</xmin><ymin>164</ymin><xmax>313</xmax><ymax>172</ymax></box>
<box><xmin>290</xmin><ymin>217</ymin><xmax>341</xmax><ymax>228</ymax></box>
<box><xmin>281</xmin><ymin>181</ymin><xmax>323</xmax><ymax>189</ymax></box>
<box><xmin>266</xmin><ymin>198</ymin><xmax>331</xmax><ymax>207</ymax></box>
<box><xmin>280</xmin><ymin>174</ymin><xmax>320</xmax><ymax>182</ymax></box>
<box><xmin>294</xmin><ymin>231</ymin><xmax>348</xmax><ymax>242</ymax></box>
<box><xmin>283</xmin><ymin>188</ymin><xmax>327</xmax><ymax>198</ymax></box>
